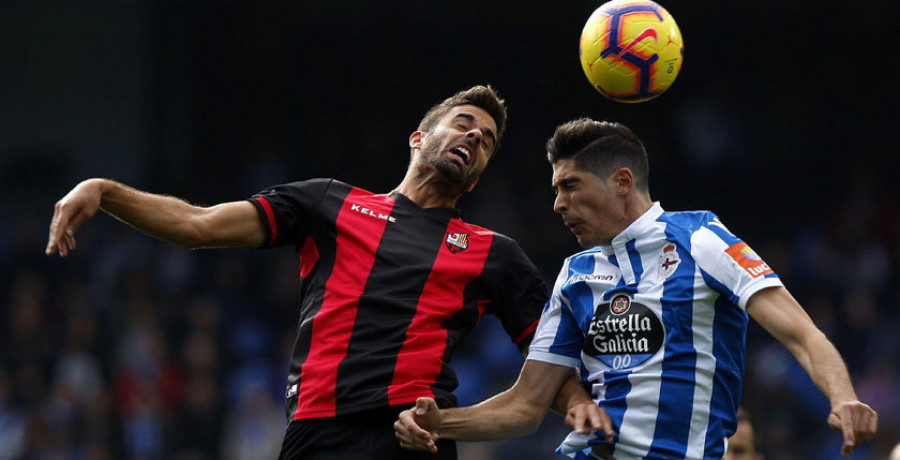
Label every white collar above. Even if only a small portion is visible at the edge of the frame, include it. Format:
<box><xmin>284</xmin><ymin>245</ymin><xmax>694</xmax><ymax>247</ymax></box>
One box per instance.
<box><xmin>599</xmin><ymin>202</ymin><xmax>664</xmax><ymax>285</ymax></box>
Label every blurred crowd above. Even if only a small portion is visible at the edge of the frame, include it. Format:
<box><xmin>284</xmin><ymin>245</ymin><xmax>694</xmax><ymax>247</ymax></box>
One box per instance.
<box><xmin>2</xmin><ymin>1</ymin><xmax>898</xmax><ymax>459</ymax></box>
<box><xmin>1</xmin><ymin>153</ymin><xmax>898</xmax><ymax>460</ymax></box>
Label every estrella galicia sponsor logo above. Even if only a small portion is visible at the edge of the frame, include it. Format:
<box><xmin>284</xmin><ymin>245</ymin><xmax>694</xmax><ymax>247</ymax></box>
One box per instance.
<box><xmin>445</xmin><ymin>232</ymin><xmax>469</xmax><ymax>253</ymax></box>
<box><xmin>584</xmin><ymin>294</ymin><xmax>664</xmax><ymax>370</ymax></box>
<box><xmin>350</xmin><ymin>204</ymin><xmax>396</xmax><ymax>222</ymax></box>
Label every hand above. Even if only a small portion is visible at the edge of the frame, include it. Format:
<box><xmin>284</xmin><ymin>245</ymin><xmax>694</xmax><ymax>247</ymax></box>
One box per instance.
<box><xmin>565</xmin><ymin>400</ymin><xmax>615</xmax><ymax>444</ymax></box>
<box><xmin>827</xmin><ymin>400</ymin><xmax>878</xmax><ymax>457</ymax></box>
<box><xmin>394</xmin><ymin>397</ymin><xmax>442</xmax><ymax>453</ymax></box>
<box><xmin>46</xmin><ymin>180</ymin><xmax>103</xmax><ymax>257</ymax></box>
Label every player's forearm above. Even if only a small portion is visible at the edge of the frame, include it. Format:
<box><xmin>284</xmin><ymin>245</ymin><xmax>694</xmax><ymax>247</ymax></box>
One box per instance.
<box><xmin>748</xmin><ymin>287</ymin><xmax>860</xmax><ymax>407</ymax></box>
<box><xmin>792</xmin><ymin>331</ymin><xmax>858</xmax><ymax>406</ymax></box>
<box><xmin>93</xmin><ymin>178</ymin><xmax>214</xmax><ymax>248</ymax></box>
<box><xmin>551</xmin><ymin>371</ymin><xmax>589</xmax><ymax>416</ymax></box>
<box><xmin>437</xmin><ymin>389</ymin><xmax>546</xmax><ymax>441</ymax></box>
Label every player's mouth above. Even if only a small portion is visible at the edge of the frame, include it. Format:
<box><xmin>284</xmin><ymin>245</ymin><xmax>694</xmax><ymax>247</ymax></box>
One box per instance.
<box><xmin>564</xmin><ymin>219</ymin><xmax>581</xmax><ymax>232</ymax></box>
<box><xmin>449</xmin><ymin>145</ymin><xmax>472</xmax><ymax>166</ymax></box>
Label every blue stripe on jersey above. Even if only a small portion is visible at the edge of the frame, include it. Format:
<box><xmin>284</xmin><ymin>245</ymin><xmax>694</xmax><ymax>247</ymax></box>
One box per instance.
<box><xmin>579</xmin><ymin>362</ymin><xmax>591</xmax><ymax>386</ymax></box>
<box><xmin>604</xmin><ymin>254</ymin><xmax>622</xmax><ymax>301</ymax></box>
<box><xmin>701</xmin><ymin>214</ymin><xmax>738</xmax><ymax>244</ymax></box>
<box><xmin>601</xmin><ymin>369</ymin><xmax>633</xmax><ymax>457</ymax></box>
<box><xmin>648</xmin><ymin>215</ymin><xmax>698</xmax><ymax>458</ymax></box>
<box><xmin>701</xmin><ymin>270</ymin><xmax>748</xmax><ymax>456</ymax></box>
<box><xmin>566</xmin><ymin>254</ymin><xmax>600</xmax><ymax>330</ymax></box>
<box><xmin>625</xmin><ymin>239</ymin><xmax>643</xmax><ymax>286</ymax></box>
<box><xmin>552</xmin><ymin>255</ymin><xmax>596</xmax><ymax>356</ymax></box>
<box><xmin>603</xmin><ymin>250</ymin><xmax>637</xmax><ymax>302</ymax></box>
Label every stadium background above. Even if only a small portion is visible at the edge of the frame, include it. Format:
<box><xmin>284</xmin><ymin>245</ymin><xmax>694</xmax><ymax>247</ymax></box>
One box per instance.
<box><xmin>1</xmin><ymin>1</ymin><xmax>897</xmax><ymax>458</ymax></box>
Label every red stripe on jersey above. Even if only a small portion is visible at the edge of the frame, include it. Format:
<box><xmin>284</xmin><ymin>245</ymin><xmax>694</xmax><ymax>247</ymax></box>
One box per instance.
<box><xmin>475</xmin><ymin>299</ymin><xmax>490</xmax><ymax>327</ymax></box>
<box><xmin>293</xmin><ymin>190</ymin><xmax>395</xmax><ymax>420</ymax></box>
<box><xmin>514</xmin><ymin>318</ymin><xmax>540</xmax><ymax>347</ymax></box>
<box><xmin>297</xmin><ymin>236</ymin><xmax>319</xmax><ymax>278</ymax></box>
<box><xmin>387</xmin><ymin>219</ymin><xmax>493</xmax><ymax>405</ymax></box>
<box><xmin>255</xmin><ymin>197</ymin><xmax>278</xmax><ymax>248</ymax></box>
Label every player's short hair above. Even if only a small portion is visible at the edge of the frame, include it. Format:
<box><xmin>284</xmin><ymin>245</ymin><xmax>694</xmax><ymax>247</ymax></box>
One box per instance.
<box><xmin>418</xmin><ymin>85</ymin><xmax>508</xmax><ymax>155</ymax></box>
<box><xmin>736</xmin><ymin>407</ymin><xmax>752</xmax><ymax>424</ymax></box>
<box><xmin>735</xmin><ymin>407</ymin><xmax>761</xmax><ymax>453</ymax></box>
<box><xmin>546</xmin><ymin>118</ymin><xmax>649</xmax><ymax>194</ymax></box>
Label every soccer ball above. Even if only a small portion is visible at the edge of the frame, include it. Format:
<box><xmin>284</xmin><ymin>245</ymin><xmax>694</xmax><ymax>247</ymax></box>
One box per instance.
<box><xmin>579</xmin><ymin>0</ymin><xmax>684</xmax><ymax>103</ymax></box>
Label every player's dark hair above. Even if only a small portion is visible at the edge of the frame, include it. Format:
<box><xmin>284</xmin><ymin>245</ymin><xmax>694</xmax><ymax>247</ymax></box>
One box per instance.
<box><xmin>736</xmin><ymin>407</ymin><xmax>762</xmax><ymax>453</ymax></box>
<box><xmin>418</xmin><ymin>85</ymin><xmax>508</xmax><ymax>155</ymax></box>
<box><xmin>546</xmin><ymin>118</ymin><xmax>649</xmax><ymax>195</ymax></box>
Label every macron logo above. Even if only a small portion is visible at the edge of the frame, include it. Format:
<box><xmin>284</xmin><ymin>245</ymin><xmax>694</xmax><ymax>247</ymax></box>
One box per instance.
<box><xmin>351</xmin><ymin>204</ymin><xmax>396</xmax><ymax>222</ymax></box>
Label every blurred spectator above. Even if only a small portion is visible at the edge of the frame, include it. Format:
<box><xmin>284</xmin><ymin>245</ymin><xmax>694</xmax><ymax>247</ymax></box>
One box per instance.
<box><xmin>0</xmin><ymin>370</ymin><xmax>27</xmax><ymax>459</ymax></box>
<box><xmin>727</xmin><ymin>407</ymin><xmax>763</xmax><ymax>460</ymax></box>
<box><xmin>2</xmin><ymin>2</ymin><xmax>898</xmax><ymax>459</ymax></box>
<box><xmin>220</xmin><ymin>367</ymin><xmax>284</xmax><ymax>460</ymax></box>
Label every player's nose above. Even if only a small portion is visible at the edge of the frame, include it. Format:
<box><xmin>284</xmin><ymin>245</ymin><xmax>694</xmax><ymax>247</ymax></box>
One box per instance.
<box><xmin>465</xmin><ymin>128</ymin><xmax>482</xmax><ymax>143</ymax></box>
<box><xmin>553</xmin><ymin>194</ymin><xmax>567</xmax><ymax>213</ymax></box>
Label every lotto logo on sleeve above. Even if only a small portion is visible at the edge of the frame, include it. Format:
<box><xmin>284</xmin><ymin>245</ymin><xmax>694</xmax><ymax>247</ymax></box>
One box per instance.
<box><xmin>725</xmin><ymin>242</ymin><xmax>773</xmax><ymax>278</ymax></box>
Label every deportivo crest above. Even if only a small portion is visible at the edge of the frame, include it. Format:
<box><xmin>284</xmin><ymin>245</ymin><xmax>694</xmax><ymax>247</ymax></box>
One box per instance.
<box><xmin>445</xmin><ymin>232</ymin><xmax>469</xmax><ymax>253</ymax></box>
<box><xmin>658</xmin><ymin>243</ymin><xmax>681</xmax><ymax>280</ymax></box>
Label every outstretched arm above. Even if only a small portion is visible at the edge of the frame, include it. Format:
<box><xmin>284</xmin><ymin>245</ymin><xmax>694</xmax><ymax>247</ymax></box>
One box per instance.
<box><xmin>394</xmin><ymin>360</ymin><xmax>613</xmax><ymax>452</ymax></box>
<box><xmin>46</xmin><ymin>178</ymin><xmax>264</xmax><ymax>256</ymax></box>
<box><xmin>747</xmin><ymin>286</ymin><xmax>877</xmax><ymax>457</ymax></box>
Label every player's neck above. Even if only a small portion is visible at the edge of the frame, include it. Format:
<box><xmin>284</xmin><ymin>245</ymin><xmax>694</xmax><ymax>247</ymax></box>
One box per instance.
<box><xmin>393</xmin><ymin>171</ymin><xmax>462</xmax><ymax>209</ymax></box>
<box><xmin>625</xmin><ymin>194</ymin><xmax>654</xmax><ymax>222</ymax></box>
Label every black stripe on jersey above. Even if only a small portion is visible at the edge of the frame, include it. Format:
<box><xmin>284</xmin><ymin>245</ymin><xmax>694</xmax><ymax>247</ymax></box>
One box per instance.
<box><xmin>332</xmin><ymin>204</ymin><xmax>447</xmax><ymax>415</ymax></box>
<box><xmin>283</xmin><ymin>182</ymin><xmax>348</xmax><ymax>409</ymax></box>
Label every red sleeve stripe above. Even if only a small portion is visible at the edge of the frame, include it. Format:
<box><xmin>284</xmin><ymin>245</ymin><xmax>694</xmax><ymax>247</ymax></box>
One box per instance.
<box><xmin>514</xmin><ymin>318</ymin><xmax>540</xmax><ymax>347</ymax></box>
<box><xmin>255</xmin><ymin>197</ymin><xmax>278</xmax><ymax>248</ymax></box>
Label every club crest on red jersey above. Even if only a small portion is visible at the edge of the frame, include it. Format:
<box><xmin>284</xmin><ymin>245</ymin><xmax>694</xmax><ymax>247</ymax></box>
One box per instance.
<box><xmin>445</xmin><ymin>232</ymin><xmax>469</xmax><ymax>253</ymax></box>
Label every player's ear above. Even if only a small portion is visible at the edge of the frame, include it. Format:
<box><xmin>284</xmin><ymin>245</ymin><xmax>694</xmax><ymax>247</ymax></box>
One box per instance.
<box><xmin>613</xmin><ymin>167</ymin><xmax>634</xmax><ymax>195</ymax></box>
<box><xmin>409</xmin><ymin>131</ymin><xmax>424</xmax><ymax>150</ymax></box>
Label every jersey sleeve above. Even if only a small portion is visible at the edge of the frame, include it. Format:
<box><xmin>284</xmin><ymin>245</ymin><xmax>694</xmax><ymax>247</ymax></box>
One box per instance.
<box><xmin>490</xmin><ymin>238</ymin><xmax>549</xmax><ymax>351</ymax></box>
<box><xmin>526</xmin><ymin>258</ymin><xmax>583</xmax><ymax>369</ymax></box>
<box><xmin>248</xmin><ymin>178</ymin><xmax>332</xmax><ymax>248</ymax></box>
<box><xmin>691</xmin><ymin>215</ymin><xmax>783</xmax><ymax>310</ymax></box>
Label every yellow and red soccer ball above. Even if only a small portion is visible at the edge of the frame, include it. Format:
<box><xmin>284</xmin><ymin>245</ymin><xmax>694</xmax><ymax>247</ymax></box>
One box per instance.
<box><xmin>580</xmin><ymin>0</ymin><xmax>684</xmax><ymax>103</ymax></box>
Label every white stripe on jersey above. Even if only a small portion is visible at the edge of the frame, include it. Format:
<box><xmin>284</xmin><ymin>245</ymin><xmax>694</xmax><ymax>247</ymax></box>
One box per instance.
<box><xmin>686</xmin><ymin>280</ymin><xmax>716</xmax><ymax>459</ymax></box>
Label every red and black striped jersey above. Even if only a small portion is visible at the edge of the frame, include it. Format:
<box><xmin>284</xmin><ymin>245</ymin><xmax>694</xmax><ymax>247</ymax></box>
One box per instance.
<box><xmin>249</xmin><ymin>179</ymin><xmax>548</xmax><ymax>421</ymax></box>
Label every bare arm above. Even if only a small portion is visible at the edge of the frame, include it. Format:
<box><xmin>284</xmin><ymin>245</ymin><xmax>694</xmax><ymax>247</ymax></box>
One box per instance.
<box><xmin>394</xmin><ymin>360</ymin><xmax>613</xmax><ymax>453</ymax></box>
<box><xmin>747</xmin><ymin>286</ymin><xmax>877</xmax><ymax>456</ymax></box>
<box><xmin>46</xmin><ymin>178</ymin><xmax>264</xmax><ymax>256</ymax></box>
<box><xmin>440</xmin><ymin>360</ymin><xmax>570</xmax><ymax>439</ymax></box>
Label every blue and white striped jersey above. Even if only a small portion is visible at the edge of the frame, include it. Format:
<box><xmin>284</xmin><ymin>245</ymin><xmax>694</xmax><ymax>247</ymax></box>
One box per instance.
<box><xmin>528</xmin><ymin>203</ymin><xmax>782</xmax><ymax>460</ymax></box>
